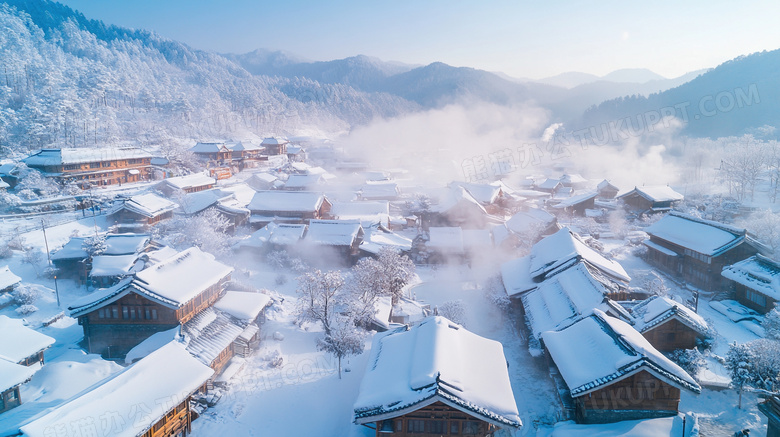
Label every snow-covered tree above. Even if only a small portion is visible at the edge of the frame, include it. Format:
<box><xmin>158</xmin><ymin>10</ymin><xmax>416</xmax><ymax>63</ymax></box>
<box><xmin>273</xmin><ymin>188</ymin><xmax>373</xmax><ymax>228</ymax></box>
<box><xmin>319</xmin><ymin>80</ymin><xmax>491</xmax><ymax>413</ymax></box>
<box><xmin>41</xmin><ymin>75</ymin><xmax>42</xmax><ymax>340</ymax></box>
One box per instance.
<box><xmin>158</xmin><ymin>208</ymin><xmax>232</xmax><ymax>256</ymax></box>
<box><xmin>741</xmin><ymin>209</ymin><xmax>780</xmax><ymax>255</ymax></box>
<box><xmin>719</xmin><ymin>135</ymin><xmax>766</xmax><ymax>201</ymax></box>
<box><xmin>83</xmin><ymin>234</ymin><xmax>106</xmax><ymax>257</ymax></box>
<box><xmin>764</xmin><ymin>304</ymin><xmax>780</xmax><ymax>340</ymax></box>
<box><xmin>21</xmin><ymin>245</ymin><xmax>42</xmax><ymax>277</ymax></box>
<box><xmin>295</xmin><ymin>269</ymin><xmax>345</xmax><ymax>335</ymax></box>
<box><xmin>348</xmin><ymin>247</ymin><xmax>415</xmax><ymax>305</ymax></box>
<box><xmin>668</xmin><ymin>348</ymin><xmax>706</xmax><ymax>379</ymax></box>
<box><xmin>437</xmin><ymin>300</ymin><xmax>467</xmax><ymax>327</ymax></box>
<box><xmin>745</xmin><ymin>339</ymin><xmax>780</xmax><ymax>392</ymax></box>
<box><xmin>316</xmin><ymin>314</ymin><xmax>365</xmax><ymax>379</ymax></box>
<box><xmin>726</xmin><ymin>342</ymin><xmax>755</xmax><ymax>409</ymax></box>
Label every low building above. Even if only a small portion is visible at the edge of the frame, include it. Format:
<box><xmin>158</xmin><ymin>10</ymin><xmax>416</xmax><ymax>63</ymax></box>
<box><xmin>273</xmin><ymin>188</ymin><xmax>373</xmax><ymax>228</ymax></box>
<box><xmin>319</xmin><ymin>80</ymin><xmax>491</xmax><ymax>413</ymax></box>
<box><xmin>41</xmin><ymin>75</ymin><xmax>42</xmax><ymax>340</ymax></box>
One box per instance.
<box><xmin>597</xmin><ymin>180</ymin><xmax>620</xmax><ymax>199</ymax></box>
<box><xmin>630</xmin><ymin>296</ymin><xmax>711</xmax><ymax>352</ymax></box>
<box><xmin>535</xmin><ymin>178</ymin><xmax>563</xmax><ymax>193</ymax></box>
<box><xmin>22</xmin><ymin>148</ymin><xmax>153</xmax><ymax>187</ymax></box>
<box><xmin>247</xmin><ymin>191</ymin><xmax>332</xmax><ymax>228</ymax></box>
<box><xmin>644</xmin><ymin>212</ymin><xmax>761</xmax><ymax>291</ymax></box>
<box><xmin>617</xmin><ymin>185</ymin><xmax>683</xmax><ymax>214</ymax></box>
<box><xmin>190</xmin><ymin>142</ymin><xmax>232</xmax><ymax>165</ymax></box>
<box><xmin>359</xmin><ymin>181</ymin><xmax>400</xmax><ymax>201</ymax></box>
<box><xmin>0</xmin><ymin>360</ymin><xmax>37</xmax><ymax>415</ymax></box>
<box><xmin>353</xmin><ymin>316</ymin><xmax>522</xmax><ymax>436</ymax></box>
<box><xmin>0</xmin><ymin>266</ymin><xmax>21</xmax><ymax>294</ymax></box>
<box><xmin>504</xmin><ymin>208</ymin><xmax>560</xmax><ymax>242</ymax></box>
<box><xmin>759</xmin><ymin>395</ymin><xmax>780</xmax><ymax>437</ymax></box>
<box><xmin>19</xmin><ymin>342</ymin><xmax>213</xmax><ymax>437</ymax></box>
<box><xmin>303</xmin><ymin>219</ymin><xmax>364</xmax><ymax>261</ymax></box>
<box><xmin>234</xmin><ymin>222</ymin><xmax>307</xmax><ymax>254</ymax></box>
<box><xmin>108</xmin><ymin>193</ymin><xmax>178</xmax><ymax>228</ymax></box>
<box><xmin>542</xmin><ymin>310</ymin><xmax>701</xmax><ymax>424</ymax></box>
<box><xmin>261</xmin><ymin>137</ymin><xmax>289</xmax><ymax>155</ymax></box>
<box><xmin>0</xmin><ymin>316</ymin><xmax>55</xmax><ymax>366</ymax></box>
<box><xmin>722</xmin><ymin>254</ymin><xmax>780</xmax><ymax>313</ymax></box>
<box><xmin>157</xmin><ymin>173</ymin><xmax>216</xmax><ymax>195</ymax></box>
<box><xmin>68</xmin><ymin>247</ymin><xmax>233</xmax><ymax>358</ymax></box>
<box><xmin>552</xmin><ymin>191</ymin><xmax>598</xmax><ymax>216</ymax></box>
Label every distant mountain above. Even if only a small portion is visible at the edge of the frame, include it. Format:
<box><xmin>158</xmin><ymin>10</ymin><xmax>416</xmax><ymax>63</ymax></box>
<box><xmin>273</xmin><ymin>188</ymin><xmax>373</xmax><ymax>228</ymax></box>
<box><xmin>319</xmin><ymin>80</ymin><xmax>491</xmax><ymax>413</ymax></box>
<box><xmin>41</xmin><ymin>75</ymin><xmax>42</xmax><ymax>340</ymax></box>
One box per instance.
<box><xmin>601</xmin><ymin>68</ymin><xmax>666</xmax><ymax>83</ymax></box>
<box><xmin>579</xmin><ymin>50</ymin><xmax>780</xmax><ymax>138</ymax></box>
<box><xmin>0</xmin><ymin>0</ymin><xmax>418</xmax><ymax>156</ymax></box>
<box><xmin>536</xmin><ymin>71</ymin><xmax>601</xmax><ymax>89</ymax></box>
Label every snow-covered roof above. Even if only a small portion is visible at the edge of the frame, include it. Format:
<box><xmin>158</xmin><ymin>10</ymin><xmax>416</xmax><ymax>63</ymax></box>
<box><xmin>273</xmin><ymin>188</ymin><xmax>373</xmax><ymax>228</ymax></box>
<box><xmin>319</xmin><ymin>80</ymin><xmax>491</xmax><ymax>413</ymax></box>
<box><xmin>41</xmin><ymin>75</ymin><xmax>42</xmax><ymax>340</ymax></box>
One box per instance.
<box><xmin>427</xmin><ymin>227</ymin><xmax>464</xmax><ymax>252</ymax></box>
<box><xmin>132</xmin><ymin>247</ymin><xmax>233</xmax><ymax>308</ymax></box>
<box><xmin>501</xmin><ymin>256</ymin><xmax>536</xmax><ymax>297</ymax></box>
<box><xmin>184</xmin><ymin>308</ymin><xmax>245</xmax><ymax>367</ymax></box>
<box><xmin>159</xmin><ymin>173</ymin><xmax>216</xmax><ymax>190</ymax></box>
<box><xmin>331</xmin><ymin>201</ymin><xmax>390</xmax><ymax>225</ymax></box>
<box><xmin>521</xmin><ymin>263</ymin><xmax>627</xmax><ymax>341</ymax></box>
<box><xmin>530</xmin><ymin>227</ymin><xmax>630</xmax><ymax>283</ymax></box>
<box><xmin>286</xmin><ymin>144</ymin><xmax>304</xmax><ymax>154</ymax></box>
<box><xmin>213</xmin><ymin>291</ymin><xmax>271</xmax><ymax>322</ymax></box>
<box><xmin>432</xmin><ymin>186</ymin><xmax>487</xmax><ymax>215</ymax></box>
<box><xmin>552</xmin><ymin>191</ymin><xmax>598</xmax><ymax>209</ymax></box>
<box><xmin>247</xmin><ymin>191</ymin><xmax>325</xmax><ymax>213</ymax></box>
<box><xmin>0</xmin><ymin>359</ymin><xmax>37</xmax><ymax>394</ymax></box>
<box><xmin>536</xmin><ymin>178</ymin><xmax>561</xmax><ymax>190</ymax></box>
<box><xmin>304</xmin><ymin>219</ymin><xmax>363</xmax><ymax>246</ymax></box>
<box><xmin>542</xmin><ymin>310</ymin><xmax>700</xmax><ymax>398</ymax></box>
<box><xmin>175</xmin><ymin>190</ymin><xmax>231</xmax><ymax>215</ymax></box>
<box><xmin>190</xmin><ymin>142</ymin><xmax>229</xmax><ymax>153</ymax></box>
<box><xmin>361</xmin><ymin>226</ymin><xmax>413</xmax><ymax>255</ymax></box>
<box><xmin>646</xmin><ymin>212</ymin><xmax>746</xmax><ymax>256</ymax></box>
<box><xmin>261</xmin><ymin>137</ymin><xmax>289</xmax><ymax>145</ymax></box>
<box><xmin>631</xmin><ymin>295</ymin><xmax>710</xmax><ymax>336</ymax></box>
<box><xmin>505</xmin><ymin>208</ymin><xmax>557</xmax><ymax>235</ymax></box>
<box><xmin>0</xmin><ymin>316</ymin><xmax>55</xmax><ymax>364</ymax></box>
<box><xmin>597</xmin><ymin>179</ymin><xmax>619</xmax><ymax>191</ymax></box>
<box><xmin>360</xmin><ymin>181</ymin><xmax>400</xmax><ymax>199</ymax></box>
<box><xmin>214</xmin><ymin>184</ymin><xmax>256</xmax><ymax>207</ymax></box>
<box><xmin>353</xmin><ymin>316</ymin><xmax>522</xmax><ymax>428</ymax></box>
<box><xmin>722</xmin><ymin>254</ymin><xmax>780</xmax><ymax>300</ymax></box>
<box><xmin>20</xmin><ymin>342</ymin><xmax>213</xmax><ymax>437</ymax></box>
<box><xmin>118</xmin><ymin>193</ymin><xmax>178</xmax><ymax>218</ymax></box>
<box><xmin>51</xmin><ymin>237</ymin><xmax>88</xmax><ymax>261</ymax></box>
<box><xmin>68</xmin><ymin>278</ymin><xmax>136</xmax><ymax>317</ymax></box>
<box><xmin>449</xmin><ymin>181</ymin><xmax>503</xmax><ymax>204</ymax></box>
<box><xmin>619</xmin><ymin>185</ymin><xmax>684</xmax><ymax>203</ymax></box>
<box><xmin>103</xmin><ymin>234</ymin><xmax>150</xmax><ymax>256</ymax></box>
<box><xmin>0</xmin><ymin>265</ymin><xmax>21</xmax><ymax>290</ymax></box>
<box><xmin>285</xmin><ymin>173</ymin><xmax>326</xmax><ymax>189</ymax></box>
<box><xmin>462</xmin><ymin>229</ymin><xmax>493</xmax><ymax>250</ymax></box>
<box><xmin>89</xmin><ymin>254</ymin><xmax>141</xmax><ymax>278</ymax></box>
<box><xmin>22</xmin><ymin>148</ymin><xmax>152</xmax><ymax>167</ymax></box>
<box><xmin>560</xmin><ymin>174</ymin><xmax>588</xmax><ymax>185</ymax></box>
<box><xmin>0</xmin><ymin>180</ymin><xmax>9</xmax><ymax>189</ymax></box>
<box><xmin>248</xmin><ymin>172</ymin><xmax>278</xmax><ymax>185</ymax></box>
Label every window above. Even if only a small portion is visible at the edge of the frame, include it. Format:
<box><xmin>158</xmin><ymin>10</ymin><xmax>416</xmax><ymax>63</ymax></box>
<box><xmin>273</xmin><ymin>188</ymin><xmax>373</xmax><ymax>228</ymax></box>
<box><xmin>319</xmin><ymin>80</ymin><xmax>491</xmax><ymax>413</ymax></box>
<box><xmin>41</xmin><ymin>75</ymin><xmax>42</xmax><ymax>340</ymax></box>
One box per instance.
<box><xmin>112</xmin><ymin>307</ymin><xmax>119</xmax><ymax>319</ymax></box>
<box><xmin>450</xmin><ymin>421</ymin><xmax>460</xmax><ymax>434</ymax></box>
<box><xmin>145</xmin><ymin>308</ymin><xmax>151</xmax><ymax>320</ymax></box>
<box><xmin>745</xmin><ymin>289</ymin><xmax>768</xmax><ymax>307</ymax></box>
<box><xmin>98</xmin><ymin>309</ymin><xmax>105</xmax><ymax>319</ymax></box>
<box><xmin>122</xmin><ymin>307</ymin><xmax>129</xmax><ymax>319</ymax></box>
<box><xmin>152</xmin><ymin>309</ymin><xmax>158</xmax><ymax>320</ymax></box>
<box><xmin>427</xmin><ymin>420</ymin><xmax>446</xmax><ymax>434</ymax></box>
<box><xmin>462</xmin><ymin>421</ymin><xmax>480</xmax><ymax>435</ymax></box>
<box><xmin>90</xmin><ymin>162</ymin><xmax>100</xmax><ymax>169</ymax></box>
<box><xmin>7</xmin><ymin>389</ymin><xmax>18</xmax><ymax>403</ymax></box>
<box><xmin>129</xmin><ymin>308</ymin><xmax>136</xmax><ymax>319</ymax></box>
<box><xmin>102</xmin><ymin>162</ymin><xmax>112</xmax><ymax>168</ymax></box>
<box><xmin>407</xmin><ymin>419</ymin><xmax>425</xmax><ymax>433</ymax></box>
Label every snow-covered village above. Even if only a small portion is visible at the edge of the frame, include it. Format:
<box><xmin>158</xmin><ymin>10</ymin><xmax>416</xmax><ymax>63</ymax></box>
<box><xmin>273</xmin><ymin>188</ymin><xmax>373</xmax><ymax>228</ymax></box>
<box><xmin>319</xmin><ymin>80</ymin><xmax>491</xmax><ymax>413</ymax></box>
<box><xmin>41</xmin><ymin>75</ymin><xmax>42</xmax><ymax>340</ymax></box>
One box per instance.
<box><xmin>2</xmin><ymin>1</ymin><xmax>780</xmax><ymax>437</ymax></box>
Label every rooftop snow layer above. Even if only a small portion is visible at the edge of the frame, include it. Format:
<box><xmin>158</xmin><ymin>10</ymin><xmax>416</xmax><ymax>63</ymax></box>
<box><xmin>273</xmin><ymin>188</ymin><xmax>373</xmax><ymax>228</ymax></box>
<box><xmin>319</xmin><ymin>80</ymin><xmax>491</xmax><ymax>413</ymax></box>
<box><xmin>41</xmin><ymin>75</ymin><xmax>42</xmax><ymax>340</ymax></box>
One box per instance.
<box><xmin>51</xmin><ymin>237</ymin><xmax>88</xmax><ymax>261</ymax></box>
<box><xmin>0</xmin><ymin>359</ymin><xmax>37</xmax><ymax>393</ymax></box>
<box><xmin>22</xmin><ymin>148</ymin><xmax>152</xmax><ymax>167</ymax></box>
<box><xmin>0</xmin><ymin>265</ymin><xmax>21</xmax><ymax>290</ymax></box>
<box><xmin>553</xmin><ymin>191</ymin><xmax>598</xmax><ymax>208</ymax></box>
<box><xmin>120</xmin><ymin>193</ymin><xmax>178</xmax><ymax>218</ymax></box>
<box><xmin>133</xmin><ymin>247</ymin><xmax>233</xmax><ymax>307</ymax></box>
<box><xmin>20</xmin><ymin>342</ymin><xmax>213</xmax><ymax>437</ymax></box>
<box><xmin>645</xmin><ymin>212</ymin><xmax>745</xmax><ymax>256</ymax></box>
<box><xmin>89</xmin><ymin>254</ymin><xmax>141</xmax><ymax>278</ymax></box>
<box><xmin>0</xmin><ymin>316</ymin><xmax>55</xmax><ymax>364</ymax></box>
<box><xmin>530</xmin><ymin>227</ymin><xmax>630</xmax><ymax>282</ymax></box>
<box><xmin>304</xmin><ymin>219</ymin><xmax>362</xmax><ymax>246</ymax></box>
<box><xmin>505</xmin><ymin>208</ymin><xmax>556</xmax><ymax>235</ymax></box>
<box><xmin>214</xmin><ymin>291</ymin><xmax>271</xmax><ymax>321</ymax></box>
<box><xmin>159</xmin><ymin>173</ymin><xmax>215</xmax><ymax>190</ymax></box>
<box><xmin>722</xmin><ymin>254</ymin><xmax>780</xmax><ymax>300</ymax></box>
<box><xmin>354</xmin><ymin>316</ymin><xmax>522</xmax><ymax>428</ymax></box>
<box><xmin>427</xmin><ymin>227</ymin><xmax>464</xmax><ymax>251</ymax></box>
<box><xmin>621</xmin><ymin>185</ymin><xmax>684</xmax><ymax>202</ymax></box>
<box><xmin>631</xmin><ymin>295</ymin><xmax>710</xmax><ymax>335</ymax></box>
<box><xmin>189</xmin><ymin>142</ymin><xmax>229</xmax><ymax>153</ymax></box>
<box><xmin>247</xmin><ymin>191</ymin><xmax>325</xmax><ymax>212</ymax></box>
<box><xmin>102</xmin><ymin>234</ymin><xmax>150</xmax><ymax>256</ymax></box>
<box><xmin>500</xmin><ymin>256</ymin><xmax>536</xmax><ymax>297</ymax></box>
<box><xmin>542</xmin><ymin>309</ymin><xmax>700</xmax><ymax>397</ymax></box>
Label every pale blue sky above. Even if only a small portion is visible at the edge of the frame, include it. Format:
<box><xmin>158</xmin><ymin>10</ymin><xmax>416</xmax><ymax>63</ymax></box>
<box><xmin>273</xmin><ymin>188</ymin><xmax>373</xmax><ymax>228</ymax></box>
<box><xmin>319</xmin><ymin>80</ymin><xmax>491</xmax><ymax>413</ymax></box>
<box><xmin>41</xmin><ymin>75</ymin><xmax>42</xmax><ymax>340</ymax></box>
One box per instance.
<box><xmin>60</xmin><ymin>0</ymin><xmax>780</xmax><ymax>79</ymax></box>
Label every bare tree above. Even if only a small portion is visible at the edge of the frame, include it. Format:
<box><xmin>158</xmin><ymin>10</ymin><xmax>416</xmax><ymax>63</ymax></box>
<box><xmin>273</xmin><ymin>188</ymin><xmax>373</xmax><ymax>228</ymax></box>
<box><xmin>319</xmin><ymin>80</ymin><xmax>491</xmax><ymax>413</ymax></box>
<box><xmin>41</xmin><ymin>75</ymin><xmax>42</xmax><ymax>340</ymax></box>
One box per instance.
<box><xmin>295</xmin><ymin>270</ymin><xmax>345</xmax><ymax>335</ymax></box>
<box><xmin>316</xmin><ymin>315</ymin><xmax>365</xmax><ymax>379</ymax></box>
<box><xmin>720</xmin><ymin>135</ymin><xmax>765</xmax><ymax>201</ymax></box>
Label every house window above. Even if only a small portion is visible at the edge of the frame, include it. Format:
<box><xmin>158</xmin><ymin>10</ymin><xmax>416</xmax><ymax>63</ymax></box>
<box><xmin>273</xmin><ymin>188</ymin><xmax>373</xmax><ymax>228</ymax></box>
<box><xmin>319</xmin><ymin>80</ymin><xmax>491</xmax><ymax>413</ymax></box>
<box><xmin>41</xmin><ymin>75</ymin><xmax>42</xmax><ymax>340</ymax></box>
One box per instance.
<box><xmin>129</xmin><ymin>308</ymin><xmax>136</xmax><ymax>319</ymax></box>
<box><xmin>7</xmin><ymin>389</ymin><xmax>18</xmax><ymax>403</ymax></box>
<box><xmin>98</xmin><ymin>309</ymin><xmax>105</xmax><ymax>319</ymax></box>
<box><xmin>90</xmin><ymin>162</ymin><xmax>100</xmax><ymax>169</ymax></box>
<box><xmin>427</xmin><ymin>420</ymin><xmax>446</xmax><ymax>434</ymax></box>
<box><xmin>745</xmin><ymin>289</ymin><xmax>768</xmax><ymax>307</ymax></box>
<box><xmin>450</xmin><ymin>421</ymin><xmax>460</xmax><ymax>434</ymax></box>
<box><xmin>112</xmin><ymin>307</ymin><xmax>119</xmax><ymax>318</ymax></box>
<box><xmin>145</xmin><ymin>308</ymin><xmax>151</xmax><ymax>320</ymax></box>
<box><xmin>122</xmin><ymin>307</ymin><xmax>129</xmax><ymax>319</ymax></box>
<box><xmin>152</xmin><ymin>309</ymin><xmax>158</xmax><ymax>320</ymax></box>
<box><xmin>407</xmin><ymin>419</ymin><xmax>425</xmax><ymax>433</ymax></box>
<box><xmin>462</xmin><ymin>421</ymin><xmax>480</xmax><ymax>435</ymax></box>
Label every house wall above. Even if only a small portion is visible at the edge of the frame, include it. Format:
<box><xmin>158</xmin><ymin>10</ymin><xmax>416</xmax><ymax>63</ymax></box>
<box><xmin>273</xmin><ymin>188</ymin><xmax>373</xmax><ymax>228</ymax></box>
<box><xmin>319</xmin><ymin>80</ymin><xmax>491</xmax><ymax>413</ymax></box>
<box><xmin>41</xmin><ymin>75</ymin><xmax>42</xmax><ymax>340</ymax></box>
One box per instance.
<box><xmin>620</xmin><ymin>193</ymin><xmax>653</xmax><ymax>212</ymax></box>
<box><xmin>31</xmin><ymin>157</ymin><xmax>152</xmax><ymax>187</ymax></box>
<box><xmin>733</xmin><ymin>283</ymin><xmax>776</xmax><ymax>314</ymax></box>
<box><xmin>139</xmin><ymin>397</ymin><xmax>192</xmax><ymax>437</ymax></box>
<box><xmin>576</xmin><ymin>370</ymin><xmax>681</xmax><ymax>424</ymax></box>
<box><xmin>0</xmin><ymin>387</ymin><xmax>22</xmax><ymax>414</ymax></box>
<box><xmin>17</xmin><ymin>350</ymin><xmax>46</xmax><ymax>367</ymax></box>
<box><xmin>369</xmin><ymin>401</ymin><xmax>498</xmax><ymax>437</ymax></box>
<box><xmin>641</xmin><ymin>318</ymin><xmax>700</xmax><ymax>352</ymax></box>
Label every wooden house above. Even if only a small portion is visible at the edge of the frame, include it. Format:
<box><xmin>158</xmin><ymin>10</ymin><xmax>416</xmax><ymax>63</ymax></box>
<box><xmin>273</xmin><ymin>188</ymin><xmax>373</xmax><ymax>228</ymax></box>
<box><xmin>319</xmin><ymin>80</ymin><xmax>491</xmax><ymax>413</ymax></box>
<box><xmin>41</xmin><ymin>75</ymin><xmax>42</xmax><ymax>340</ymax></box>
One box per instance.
<box><xmin>331</xmin><ymin>201</ymin><xmax>391</xmax><ymax>229</ymax></box>
<box><xmin>157</xmin><ymin>173</ymin><xmax>216</xmax><ymax>195</ymax></box>
<box><xmin>0</xmin><ymin>266</ymin><xmax>21</xmax><ymax>294</ymax></box>
<box><xmin>68</xmin><ymin>247</ymin><xmax>233</xmax><ymax>358</ymax></box>
<box><xmin>108</xmin><ymin>193</ymin><xmax>178</xmax><ymax>228</ymax></box>
<box><xmin>617</xmin><ymin>185</ymin><xmax>683</xmax><ymax>214</ymax></box>
<box><xmin>504</xmin><ymin>208</ymin><xmax>560</xmax><ymax>243</ymax></box>
<box><xmin>353</xmin><ymin>316</ymin><xmax>522</xmax><ymax>436</ymax></box>
<box><xmin>286</xmin><ymin>144</ymin><xmax>306</xmax><ymax>162</ymax></box>
<box><xmin>448</xmin><ymin>181</ymin><xmax>511</xmax><ymax>214</ymax></box>
<box><xmin>261</xmin><ymin>137</ymin><xmax>289</xmax><ymax>155</ymax></box>
<box><xmin>560</xmin><ymin>173</ymin><xmax>589</xmax><ymax>189</ymax></box>
<box><xmin>227</xmin><ymin>141</ymin><xmax>268</xmax><ymax>170</ymax></box>
<box><xmin>552</xmin><ymin>191</ymin><xmax>598</xmax><ymax>216</ymax></box>
<box><xmin>630</xmin><ymin>296</ymin><xmax>711</xmax><ymax>352</ymax></box>
<box><xmin>759</xmin><ymin>395</ymin><xmax>780</xmax><ymax>437</ymax></box>
<box><xmin>722</xmin><ymin>254</ymin><xmax>780</xmax><ymax>313</ymax></box>
<box><xmin>234</xmin><ymin>222</ymin><xmax>307</xmax><ymax>254</ymax></box>
<box><xmin>283</xmin><ymin>173</ymin><xmax>328</xmax><ymax>191</ymax></box>
<box><xmin>51</xmin><ymin>237</ymin><xmax>89</xmax><ymax>281</ymax></box>
<box><xmin>542</xmin><ymin>310</ymin><xmax>701</xmax><ymax>424</ymax></box>
<box><xmin>302</xmin><ymin>219</ymin><xmax>364</xmax><ymax>262</ymax></box>
<box><xmin>0</xmin><ymin>315</ymin><xmax>55</xmax><ymax>367</ymax></box>
<box><xmin>0</xmin><ymin>360</ymin><xmax>36</xmax><ymax>415</ymax></box>
<box><xmin>174</xmin><ymin>189</ymin><xmax>250</xmax><ymax>233</ymax></box>
<box><xmin>246</xmin><ymin>172</ymin><xmax>279</xmax><ymax>191</ymax></box>
<box><xmin>0</xmin><ymin>163</ymin><xmax>21</xmax><ymax>189</ymax></box>
<box><xmin>359</xmin><ymin>181</ymin><xmax>400</xmax><ymax>201</ymax></box>
<box><xmin>644</xmin><ymin>212</ymin><xmax>761</xmax><ymax>292</ymax></box>
<box><xmin>535</xmin><ymin>178</ymin><xmax>563</xmax><ymax>194</ymax></box>
<box><xmin>19</xmin><ymin>342</ymin><xmax>213</xmax><ymax>437</ymax></box>
<box><xmin>425</xmin><ymin>186</ymin><xmax>501</xmax><ymax>230</ymax></box>
<box><xmin>189</xmin><ymin>142</ymin><xmax>232</xmax><ymax>165</ymax></box>
<box><xmin>247</xmin><ymin>191</ymin><xmax>332</xmax><ymax>228</ymax></box>
<box><xmin>597</xmin><ymin>180</ymin><xmax>620</xmax><ymax>199</ymax></box>
<box><xmin>22</xmin><ymin>148</ymin><xmax>153</xmax><ymax>187</ymax></box>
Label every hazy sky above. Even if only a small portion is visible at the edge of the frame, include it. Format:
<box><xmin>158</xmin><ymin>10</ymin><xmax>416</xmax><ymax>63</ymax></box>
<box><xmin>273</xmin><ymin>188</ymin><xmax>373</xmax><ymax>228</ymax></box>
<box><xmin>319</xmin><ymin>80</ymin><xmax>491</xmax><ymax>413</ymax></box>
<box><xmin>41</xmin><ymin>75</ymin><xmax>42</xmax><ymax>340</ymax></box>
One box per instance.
<box><xmin>59</xmin><ymin>0</ymin><xmax>780</xmax><ymax>79</ymax></box>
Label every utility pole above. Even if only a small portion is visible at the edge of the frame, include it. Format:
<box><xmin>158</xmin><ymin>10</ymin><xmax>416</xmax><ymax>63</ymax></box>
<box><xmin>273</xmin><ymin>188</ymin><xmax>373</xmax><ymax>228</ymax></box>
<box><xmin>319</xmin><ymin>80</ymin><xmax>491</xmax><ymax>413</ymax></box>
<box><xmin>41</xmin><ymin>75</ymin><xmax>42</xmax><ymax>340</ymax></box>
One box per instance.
<box><xmin>41</xmin><ymin>219</ymin><xmax>60</xmax><ymax>308</ymax></box>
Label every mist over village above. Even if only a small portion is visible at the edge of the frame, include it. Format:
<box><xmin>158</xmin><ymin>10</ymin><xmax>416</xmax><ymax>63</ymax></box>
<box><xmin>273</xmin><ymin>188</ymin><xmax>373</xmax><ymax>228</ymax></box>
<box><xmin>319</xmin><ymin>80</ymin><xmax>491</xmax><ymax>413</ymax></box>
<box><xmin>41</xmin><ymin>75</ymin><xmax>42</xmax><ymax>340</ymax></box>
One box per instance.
<box><xmin>2</xmin><ymin>1</ymin><xmax>780</xmax><ymax>436</ymax></box>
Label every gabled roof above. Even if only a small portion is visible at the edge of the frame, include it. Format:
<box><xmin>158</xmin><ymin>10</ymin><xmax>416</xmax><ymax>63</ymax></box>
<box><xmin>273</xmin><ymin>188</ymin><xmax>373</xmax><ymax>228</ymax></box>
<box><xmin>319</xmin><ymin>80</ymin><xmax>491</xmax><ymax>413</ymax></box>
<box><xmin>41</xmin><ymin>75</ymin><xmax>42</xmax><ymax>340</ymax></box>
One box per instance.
<box><xmin>631</xmin><ymin>295</ymin><xmax>710</xmax><ymax>336</ymax></box>
<box><xmin>22</xmin><ymin>148</ymin><xmax>153</xmax><ymax>167</ymax></box>
<box><xmin>0</xmin><ymin>265</ymin><xmax>21</xmax><ymax>290</ymax></box>
<box><xmin>618</xmin><ymin>185</ymin><xmax>684</xmax><ymax>203</ymax></box>
<box><xmin>501</xmin><ymin>256</ymin><xmax>536</xmax><ymax>297</ymax></box>
<box><xmin>0</xmin><ymin>359</ymin><xmax>37</xmax><ymax>394</ymax></box>
<box><xmin>505</xmin><ymin>208</ymin><xmax>556</xmax><ymax>235</ymax></box>
<box><xmin>331</xmin><ymin>201</ymin><xmax>390</xmax><ymax>225</ymax></box>
<box><xmin>529</xmin><ymin>227</ymin><xmax>630</xmax><ymax>283</ymax></box>
<box><xmin>236</xmin><ymin>222</ymin><xmax>307</xmax><ymax>249</ymax></box>
<box><xmin>353</xmin><ymin>316</ymin><xmax>522</xmax><ymax>428</ymax></box>
<box><xmin>560</xmin><ymin>174</ymin><xmax>588</xmax><ymax>185</ymax></box>
<box><xmin>51</xmin><ymin>237</ymin><xmax>88</xmax><ymax>261</ymax></box>
<box><xmin>261</xmin><ymin>137</ymin><xmax>289</xmax><ymax>145</ymax></box>
<box><xmin>722</xmin><ymin>254</ymin><xmax>780</xmax><ymax>300</ymax></box>
<box><xmin>213</xmin><ymin>291</ymin><xmax>271</xmax><ymax>322</ymax></box>
<box><xmin>360</xmin><ymin>181</ymin><xmax>400</xmax><ymax>199</ymax></box>
<box><xmin>183</xmin><ymin>307</ymin><xmax>245</xmax><ymax>367</ymax></box>
<box><xmin>552</xmin><ymin>191</ymin><xmax>598</xmax><ymax>209</ymax></box>
<box><xmin>247</xmin><ymin>191</ymin><xmax>325</xmax><ymax>213</ymax></box>
<box><xmin>175</xmin><ymin>190</ymin><xmax>232</xmax><ymax>216</ymax></box>
<box><xmin>542</xmin><ymin>310</ymin><xmax>700</xmax><ymax>398</ymax></box>
<box><xmin>646</xmin><ymin>212</ymin><xmax>747</xmax><ymax>256</ymax></box>
<box><xmin>89</xmin><ymin>254</ymin><xmax>141</xmax><ymax>278</ymax></box>
<box><xmin>116</xmin><ymin>193</ymin><xmax>178</xmax><ymax>218</ymax></box>
<box><xmin>597</xmin><ymin>179</ymin><xmax>619</xmax><ymax>191</ymax></box>
<box><xmin>159</xmin><ymin>173</ymin><xmax>216</xmax><ymax>190</ymax></box>
<box><xmin>103</xmin><ymin>234</ymin><xmax>151</xmax><ymax>256</ymax></box>
<box><xmin>20</xmin><ymin>342</ymin><xmax>213</xmax><ymax>437</ymax></box>
<box><xmin>361</xmin><ymin>225</ymin><xmax>413</xmax><ymax>255</ymax></box>
<box><xmin>536</xmin><ymin>178</ymin><xmax>562</xmax><ymax>190</ymax></box>
<box><xmin>0</xmin><ymin>316</ymin><xmax>55</xmax><ymax>364</ymax></box>
<box><xmin>432</xmin><ymin>186</ymin><xmax>488</xmax><ymax>215</ymax></box>
<box><xmin>68</xmin><ymin>278</ymin><xmax>135</xmax><ymax>318</ymax></box>
<box><xmin>189</xmin><ymin>142</ymin><xmax>230</xmax><ymax>153</ymax></box>
<box><xmin>449</xmin><ymin>181</ymin><xmax>503</xmax><ymax>205</ymax></box>
<box><xmin>521</xmin><ymin>262</ymin><xmax>629</xmax><ymax>341</ymax></box>
<box><xmin>304</xmin><ymin>219</ymin><xmax>363</xmax><ymax>246</ymax></box>
<box><xmin>285</xmin><ymin>173</ymin><xmax>326</xmax><ymax>189</ymax></box>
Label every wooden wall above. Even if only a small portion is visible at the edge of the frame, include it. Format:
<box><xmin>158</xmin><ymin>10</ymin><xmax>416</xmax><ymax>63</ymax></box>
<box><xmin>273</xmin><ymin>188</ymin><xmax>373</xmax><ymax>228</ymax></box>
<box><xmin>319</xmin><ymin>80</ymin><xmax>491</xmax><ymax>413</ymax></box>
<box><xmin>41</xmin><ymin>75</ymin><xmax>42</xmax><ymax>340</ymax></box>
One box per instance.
<box><xmin>369</xmin><ymin>401</ymin><xmax>497</xmax><ymax>437</ymax></box>
<box><xmin>641</xmin><ymin>318</ymin><xmax>700</xmax><ymax>352</ymax></box>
